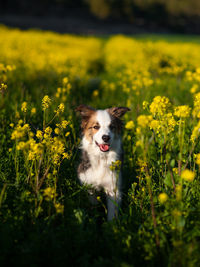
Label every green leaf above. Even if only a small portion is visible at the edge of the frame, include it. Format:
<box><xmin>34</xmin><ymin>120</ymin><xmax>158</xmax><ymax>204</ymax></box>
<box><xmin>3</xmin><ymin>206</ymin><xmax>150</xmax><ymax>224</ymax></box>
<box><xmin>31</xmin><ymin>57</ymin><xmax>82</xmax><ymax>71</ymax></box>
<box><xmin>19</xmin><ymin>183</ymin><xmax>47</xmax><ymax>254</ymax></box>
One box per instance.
<box><xmin>164</xmin><ymin>172</ymin><xmax>172</xmax><ymax>187</ymax></box>
<box><xmin>170</xmin><ymin>159</ymin><xmax>175</xmax><ymax>168</ymax></box>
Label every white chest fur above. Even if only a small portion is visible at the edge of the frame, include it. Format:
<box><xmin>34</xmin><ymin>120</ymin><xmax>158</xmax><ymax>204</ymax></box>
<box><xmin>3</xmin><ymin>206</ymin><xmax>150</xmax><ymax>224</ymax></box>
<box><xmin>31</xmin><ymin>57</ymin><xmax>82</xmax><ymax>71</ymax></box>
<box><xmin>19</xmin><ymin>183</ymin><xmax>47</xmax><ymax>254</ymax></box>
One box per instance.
<box><xmin>79</xmin><ymin>150</ymin><xmax>119</xmax><ymax>195</ymax></box>
<box><xmin>79</xmin><ymin>136</ymin><xmax>122</xmax><ymax>197</ymax></box>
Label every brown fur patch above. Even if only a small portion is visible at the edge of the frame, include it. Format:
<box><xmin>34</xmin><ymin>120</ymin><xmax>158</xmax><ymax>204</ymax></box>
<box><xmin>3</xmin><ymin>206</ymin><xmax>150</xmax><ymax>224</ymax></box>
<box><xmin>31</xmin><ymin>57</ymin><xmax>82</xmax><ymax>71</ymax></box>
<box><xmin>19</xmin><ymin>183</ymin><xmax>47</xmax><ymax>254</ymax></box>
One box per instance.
<box><xmin>83</xmin><ymin>112</ymin><xmax>99</xmax><ymax>142</ymax></box>
<box><xmin>76</xmin><ymin>105</ymin><xmax>97</xmax><ymax>138</ymax></box>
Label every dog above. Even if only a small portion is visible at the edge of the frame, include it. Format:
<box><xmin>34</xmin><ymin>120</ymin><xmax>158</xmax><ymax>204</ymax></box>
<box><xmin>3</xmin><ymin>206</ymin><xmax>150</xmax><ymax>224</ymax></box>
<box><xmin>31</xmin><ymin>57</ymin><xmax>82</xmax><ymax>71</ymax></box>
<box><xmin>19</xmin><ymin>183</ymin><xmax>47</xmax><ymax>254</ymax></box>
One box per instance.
<box><xmin>76</xmin><ymin>105</ymin><xmax>130</xmax><ymax>221</ymax></box>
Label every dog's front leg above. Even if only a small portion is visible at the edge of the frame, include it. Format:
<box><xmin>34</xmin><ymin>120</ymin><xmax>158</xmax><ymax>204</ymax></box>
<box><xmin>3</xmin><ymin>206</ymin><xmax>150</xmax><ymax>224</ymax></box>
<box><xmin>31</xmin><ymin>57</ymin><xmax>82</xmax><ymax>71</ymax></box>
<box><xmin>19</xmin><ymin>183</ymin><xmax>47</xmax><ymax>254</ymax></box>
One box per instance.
<box><xmin>106</xmin><ymin>193</ymin><xmax>119</xmax><ymax>221</ymax></box>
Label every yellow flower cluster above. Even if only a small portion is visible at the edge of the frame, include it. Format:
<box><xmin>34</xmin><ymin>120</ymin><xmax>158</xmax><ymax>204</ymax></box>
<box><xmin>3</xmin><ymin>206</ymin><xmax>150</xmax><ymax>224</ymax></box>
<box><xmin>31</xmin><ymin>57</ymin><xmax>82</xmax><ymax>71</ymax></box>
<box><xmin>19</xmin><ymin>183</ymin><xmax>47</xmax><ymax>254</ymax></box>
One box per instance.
<box><xmin>55</xmin><ymin>78</ymin><xmax>72</xmax><ymax>102</ymax></box>
<box><xmin>125</xmin><ymin>121</ymin><xmax>134</xmax><ymax>130</ymax></box>
<box><xmin>0</xmin><ymin>83</ymin><xmax>7</xmax><ymax>93</ymax></box>
<box><xmin>174</xmin><ymin>105</ymin><xmax>191</xmax><ymax>118</ymax></box>
<box><xmin>181</xmin><ymin>169</ymin><xmax>195</xmax><ymax>182</ymax></box>
<box><xmin>54</xmin><ymin>203</ymin><xmax>64</xmax><ymax>214</ymax></box>
<box><xmin>44</xmin><ymin>187</ymin><xmax>57</xmax><ymax>201</ymax></box>
<box><xmin>195</xmin><ymin>153</ymin><xmax>200</xmax><ymax>165</ymax></box>
<box><xmin>137</xmin><ymin>115</ymin><xmax>152</xmax><ymax>129</ymax></box>
<box><xmin>193</xmin><ymin>92</ymin><xmax>200</xmax><ymax>118</ymax></box>
<box><xmin>55</xmin><ymin>103</ymin><xmax>65</xmax><ymax>114</ymax></box>
<box><xmin>50</xmin><ymin>138</ymin><xmax>66</xmax><ymax>165</ymax></box>
<box><xmin>16</xmin><ymin>138</ymin><xmax>43</xmax><ymax>161</ymax></box>
<box><xmin>190</xmin><ymin>121</ymin><xmax>200</xmax><ymax>143</ymax></box>
<box><xmin>186</xmin><ymin>68</ymin><xmax>200</xmax><ymax>83</ymax></box>
<box><xmin>42</xmin><ymin>95</ymin><xmax>51</xmax><ymax>110</ymax></box>
<box><xmin>21</xmin><ymin>102</ymin><xmax>27</xmax><ymax>113</ymax></box>
<box><xmin>150</xmin><ymin>96</ymin><xmax>171</xmax><ymax>116</ymax></box>
<box><xmin>11</xmin><ymin>122</ymin><xmax>30</xmax><ymax>140</ymax></box>
<box><xmin>110</xmin><ymin>160</ymin><xmax>122</xmax><ymax>171</ymax></box>
<box><xmin>0</xmin><ymin>27</ymin><xmax>102</xmax><ymax>83</ymax></box>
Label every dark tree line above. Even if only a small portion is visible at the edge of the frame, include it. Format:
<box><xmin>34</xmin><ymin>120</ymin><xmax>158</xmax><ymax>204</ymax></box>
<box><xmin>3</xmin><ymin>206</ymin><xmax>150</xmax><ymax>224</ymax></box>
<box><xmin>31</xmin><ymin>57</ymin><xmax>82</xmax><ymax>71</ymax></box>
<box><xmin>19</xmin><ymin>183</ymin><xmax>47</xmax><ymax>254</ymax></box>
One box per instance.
<box><xmin>1</xmin><ymin>0</ymin><xmax>200</xmax><ymax>33</ymax></box>
<box><xmin>1</xmin><ymin>0</ymin><xmax>200</xmax><ymax>18</ymax></box>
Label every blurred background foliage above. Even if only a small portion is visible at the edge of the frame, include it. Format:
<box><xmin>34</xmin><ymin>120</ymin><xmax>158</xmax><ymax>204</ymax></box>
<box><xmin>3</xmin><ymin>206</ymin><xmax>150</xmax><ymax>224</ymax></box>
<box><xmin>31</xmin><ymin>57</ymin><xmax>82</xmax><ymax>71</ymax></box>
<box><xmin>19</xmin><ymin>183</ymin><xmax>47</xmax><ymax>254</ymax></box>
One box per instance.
<box><xmin>2</xmin><ymin>0</ymin><xmax>200</xmax><ymax>18</ymax></box>
<box><xmin>1</xmin><ymin>0</ymin><xmax>200</xmax><ymax>33</ymax></box>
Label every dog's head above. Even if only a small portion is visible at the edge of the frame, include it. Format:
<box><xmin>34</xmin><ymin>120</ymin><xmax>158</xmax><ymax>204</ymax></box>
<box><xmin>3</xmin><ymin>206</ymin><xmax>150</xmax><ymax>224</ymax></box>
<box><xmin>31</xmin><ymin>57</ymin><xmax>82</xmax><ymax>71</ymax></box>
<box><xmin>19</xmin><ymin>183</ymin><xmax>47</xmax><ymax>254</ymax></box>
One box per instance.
<box><xmin>76</xmin><ymin>105</ymin><xmax>130</xmax><ymax>152</ymax></box>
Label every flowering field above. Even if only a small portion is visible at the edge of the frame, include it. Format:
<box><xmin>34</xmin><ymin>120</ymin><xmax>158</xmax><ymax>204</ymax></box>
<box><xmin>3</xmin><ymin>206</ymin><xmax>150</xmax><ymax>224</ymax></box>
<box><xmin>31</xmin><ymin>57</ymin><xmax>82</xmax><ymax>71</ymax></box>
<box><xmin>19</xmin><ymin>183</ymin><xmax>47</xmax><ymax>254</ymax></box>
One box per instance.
<box><xmin>1</xmin><ymin>25</ymin><xmax>200</xmax><ymax>266</ymax></box>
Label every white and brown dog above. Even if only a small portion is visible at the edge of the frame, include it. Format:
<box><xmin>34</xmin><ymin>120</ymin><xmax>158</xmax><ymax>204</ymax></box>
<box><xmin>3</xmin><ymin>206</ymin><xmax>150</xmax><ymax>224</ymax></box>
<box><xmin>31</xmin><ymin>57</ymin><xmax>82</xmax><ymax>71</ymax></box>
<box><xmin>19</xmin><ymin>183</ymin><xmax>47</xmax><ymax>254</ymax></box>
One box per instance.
<box><xmin>76</xmin><ymin>105</ymin><xmax>130</xmax><ymax>221</ymax></box>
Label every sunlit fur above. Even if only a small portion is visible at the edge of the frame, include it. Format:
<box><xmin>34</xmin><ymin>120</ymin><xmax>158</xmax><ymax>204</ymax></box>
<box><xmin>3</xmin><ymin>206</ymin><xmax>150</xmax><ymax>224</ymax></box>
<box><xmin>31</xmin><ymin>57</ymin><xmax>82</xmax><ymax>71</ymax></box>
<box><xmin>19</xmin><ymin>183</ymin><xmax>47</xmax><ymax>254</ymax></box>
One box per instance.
<box><xmin>76</xmin><ymin>105</ymin><xmax>129</xmax><ymax>221</ymax></box>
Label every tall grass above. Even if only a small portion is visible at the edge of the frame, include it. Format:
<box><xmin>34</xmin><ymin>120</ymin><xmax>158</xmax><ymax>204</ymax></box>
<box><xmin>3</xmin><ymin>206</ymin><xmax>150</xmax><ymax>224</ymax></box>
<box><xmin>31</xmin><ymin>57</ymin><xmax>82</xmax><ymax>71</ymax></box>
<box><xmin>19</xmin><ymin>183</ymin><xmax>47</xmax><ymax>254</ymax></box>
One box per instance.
<box><xmin>1</xmin><ymin>25</ymin><xmax>200</xmax><ymax>266</ymax></box>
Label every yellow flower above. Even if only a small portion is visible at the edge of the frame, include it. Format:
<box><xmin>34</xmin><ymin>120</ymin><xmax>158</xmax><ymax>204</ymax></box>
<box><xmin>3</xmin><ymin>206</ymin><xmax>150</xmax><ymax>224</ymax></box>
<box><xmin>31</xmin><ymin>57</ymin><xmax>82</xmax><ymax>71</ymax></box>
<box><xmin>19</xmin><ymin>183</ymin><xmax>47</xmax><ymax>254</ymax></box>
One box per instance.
<box><xmin>36</xmin><ymin>130</ymin><xmax>43</xmax><ymax>139</ymax></box>
<box><xmin>127</xmin><ymin>135</ymin><xmax>131</xmax><ymax>141</ymax></box>
<box><xmin>191</xmin><ymin>121</ymin><xmax>200</xmax><ymax>143</ymax></box>
<box><xmin>10</xmin><ymin>123</ymin><xmax>14</xmax><ymax>128</ymax></box>
<box><xmin>110</xmin><ymin>160</ymin><xmax>121</xmax><ymax>171</ymax></box>
<box><xmin>21</xmin><ymin>102</ymin><xmax>27</xmax><ymax>113</ymax></box>
<box><xmin>63</xmin><ymin>152</ymin><xmax>70</xmax><ymax>159</ymax></box>
<box><xmin>174</xmin><ymin>105</ymin><xmax>191</xmax><ymax>118</ymax></box>
<box><xmin>150</xmin><ymin>96</ymin><xmax>170</xmax><ymax>116</ymax></box>
<box><xmin>173</xmin><ymin>168</ymin><xmax>178</xmax><ymax>175</ymax></box>
<box><xmin>149</xmin><ymin>119</ymin><xmax>160</xmax><ymax>131</ymax></box>
<box><xmin>54</xmin><ymin>128</ymin><xmax>60</xmax><ymax>135</ymax></box>
<box><xmin>16</xmin><ymin>141</ymin><xmax>26</xmax><ymax>150</ymax></box>
<box><xmin>54</xmin><ymin>203</ymin><xmax>64</xmax><ymax>214</ymax></box>
<box><xmin>196</xmin><ymin>153</ymin><xmax>200</xmax><ymax>165</ymax></box>
<box><xmin>31</xmin><ymin>107</ymin><xmax>36</xmax><ymax>114</ymax></box>
<box><xmin>62</xmin><ymin>77</ymin><xmax>68</xmax><ymax>85</ymax></box>
<box><xmin>136</xmin><ymin>140</ymin><xmax>142</xmax><ymax>147</ymax></box>
<box><xmin>190</xmin><ymin>84</ymin><xmax>198</xmax><ymax>94</ymax></box>
<box><xmin>55</xmin><ymin>92</ymin><xmax>60</xmax><ymax>98</ymax></box>
<box><xmin>181</xmin><ymin>169</ymin><xmax>195</xmax><ymax>182</ymax></box>
<box><xmin>193</xmin><ymin>92</ymin><xmax>200</xmax><ymax>118</ymax></box>
<box><xmin>55</xmin><ymin>103</ymin><xmax>65</xmax><ymax>114</ymax></box>
<box><xmin>50</xmin><ymin>138</ymin><xmax>65</xmax><ymax>165</ymax></box>
<box><xmin>42</xmin><ymin>95</ymin><xmax>51</xmax><ymax>110</ymax></box>
<box><xmin>43</xmin><ymin>187</ymin><xmax>57</xmax><ymax>201</ymax></box>
<box><xmin>158</xmin><ymin>193</ymin><xmax>168</xmax><ymax>204</ymax></box>
<box><xmin>137</xmin><ymin>115</ymin><xmax>152</xmax><ymax>128</ymax></box>
<box><xmin>142</xmin><ymin>101</ymin><xmax>149</xmax><ymax>110</ymax></box>
<box><xmin>65</xmin><ymin>132</ymin><xmax>70</xmax><ymax>137</ymax></box>
<box><xmin>0</xmin><ymin>83</ymin><xmax>7</xmax><ymax>92</ymax></box>
<box><xmin>61</xmin><ymin>120</ymin><xmax>69</xmax><ymax>128</ymax></box>
<box><xmin>93</xmin><ymin>90</ymin><xmax>99</xmax><ymax>97</ymax></box>
<box><xmin>125</xmin><ymin>121</ymin><xmax>134</xmax><ymax>130</ymax></box>
<box><xmin>11</xmin><ymin>124</ymin><xmax>30</xmax><ymax>140</ymax></box>
<box><xmin>45</xmin><ymin>126</ymin><xmax>52</xmax><ymax>135</ymax></box>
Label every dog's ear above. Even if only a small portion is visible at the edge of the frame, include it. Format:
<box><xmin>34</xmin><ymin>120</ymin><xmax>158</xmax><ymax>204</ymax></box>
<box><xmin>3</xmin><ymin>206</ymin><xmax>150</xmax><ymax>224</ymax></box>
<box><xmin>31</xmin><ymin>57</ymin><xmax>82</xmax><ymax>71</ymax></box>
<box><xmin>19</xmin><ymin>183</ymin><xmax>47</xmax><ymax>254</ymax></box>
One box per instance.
<box><xmin>108</xmin><ymin>107</ymin><xmax>130</xmax><ymax>118</ymax></box>
<box><xmin>76</xmin><ymin>105</ymin><xmax>95</xmax><ymax>118</ymax></box>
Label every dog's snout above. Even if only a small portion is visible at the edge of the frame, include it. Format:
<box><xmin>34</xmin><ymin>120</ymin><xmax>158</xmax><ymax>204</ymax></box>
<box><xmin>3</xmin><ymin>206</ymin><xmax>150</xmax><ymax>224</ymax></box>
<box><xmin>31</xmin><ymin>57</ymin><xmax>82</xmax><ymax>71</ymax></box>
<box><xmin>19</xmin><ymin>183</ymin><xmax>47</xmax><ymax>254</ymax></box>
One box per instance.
<box><xmin>102</xmin><ymin>135</ymin><xmax>110</xmax><ymax>142</ymax></box>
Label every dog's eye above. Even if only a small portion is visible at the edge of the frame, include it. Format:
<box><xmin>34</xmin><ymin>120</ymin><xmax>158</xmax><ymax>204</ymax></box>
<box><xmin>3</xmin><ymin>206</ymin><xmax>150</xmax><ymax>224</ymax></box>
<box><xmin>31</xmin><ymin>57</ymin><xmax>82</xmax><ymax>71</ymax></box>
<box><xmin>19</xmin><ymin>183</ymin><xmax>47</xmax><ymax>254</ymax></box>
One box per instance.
<box><xmin>94</xmin><ymin>125</ymin><xmax>100</xmax><ymax>130</ymax></box>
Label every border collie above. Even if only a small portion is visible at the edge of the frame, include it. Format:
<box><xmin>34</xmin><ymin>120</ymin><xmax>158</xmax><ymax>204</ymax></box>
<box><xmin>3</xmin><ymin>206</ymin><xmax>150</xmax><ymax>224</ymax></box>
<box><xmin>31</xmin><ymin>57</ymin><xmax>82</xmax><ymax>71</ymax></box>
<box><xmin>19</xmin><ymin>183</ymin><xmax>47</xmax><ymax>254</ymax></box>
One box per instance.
<box><xmin>76</xmin><ymin>105</ymin><xmax>130</xmax><ymax>221</ymax></box>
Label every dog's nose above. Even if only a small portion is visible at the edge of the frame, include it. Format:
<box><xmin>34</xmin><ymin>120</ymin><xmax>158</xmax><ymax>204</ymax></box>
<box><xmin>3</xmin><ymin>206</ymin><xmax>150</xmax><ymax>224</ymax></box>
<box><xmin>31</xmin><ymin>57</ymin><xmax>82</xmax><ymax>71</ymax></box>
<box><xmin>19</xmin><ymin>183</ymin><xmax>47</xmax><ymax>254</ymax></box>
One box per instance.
<box><xmin>102</xmin><ymin>135</ymin><xmax>110</xmax><ymax>142</ymax></box>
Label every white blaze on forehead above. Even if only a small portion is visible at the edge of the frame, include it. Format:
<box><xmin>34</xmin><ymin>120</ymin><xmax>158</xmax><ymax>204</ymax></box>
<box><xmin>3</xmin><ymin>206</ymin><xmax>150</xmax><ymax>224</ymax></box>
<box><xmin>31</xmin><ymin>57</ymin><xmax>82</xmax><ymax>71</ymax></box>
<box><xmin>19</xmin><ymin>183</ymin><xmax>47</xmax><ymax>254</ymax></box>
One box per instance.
<box><xmin>96</xmin><ymin>110</ymin><xmax>111</xmax><ymax>127</ymax></box>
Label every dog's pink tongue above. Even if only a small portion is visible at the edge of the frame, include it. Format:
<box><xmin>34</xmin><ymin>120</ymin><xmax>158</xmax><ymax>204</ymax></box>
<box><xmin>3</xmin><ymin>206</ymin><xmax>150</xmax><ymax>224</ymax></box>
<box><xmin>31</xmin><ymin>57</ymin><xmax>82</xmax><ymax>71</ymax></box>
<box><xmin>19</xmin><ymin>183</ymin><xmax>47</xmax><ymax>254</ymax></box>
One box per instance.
<box><xmin>99</xmin><ymin>144</ymin><xmax>109</xmax><ymax>152</ymax></box>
